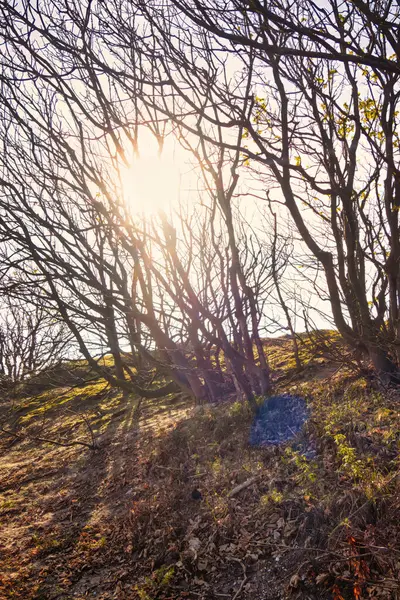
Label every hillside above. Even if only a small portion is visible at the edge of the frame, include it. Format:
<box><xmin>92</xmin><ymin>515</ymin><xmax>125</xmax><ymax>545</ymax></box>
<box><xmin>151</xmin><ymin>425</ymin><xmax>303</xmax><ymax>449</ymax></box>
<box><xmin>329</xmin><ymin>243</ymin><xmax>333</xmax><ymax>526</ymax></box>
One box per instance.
<box><xmin>1</xmin><ymin>337</ymin><xmax>400</xmax><ymax>600</ymax></box>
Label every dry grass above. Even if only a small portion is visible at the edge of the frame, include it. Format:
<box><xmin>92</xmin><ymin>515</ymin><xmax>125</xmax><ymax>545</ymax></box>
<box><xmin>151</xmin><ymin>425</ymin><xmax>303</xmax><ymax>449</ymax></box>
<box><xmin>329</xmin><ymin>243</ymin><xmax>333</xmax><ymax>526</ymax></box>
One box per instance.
<box><xmin>1</xmin><ymin>337</ymin><xmax>400</xmax><ymax>599</ymax></box>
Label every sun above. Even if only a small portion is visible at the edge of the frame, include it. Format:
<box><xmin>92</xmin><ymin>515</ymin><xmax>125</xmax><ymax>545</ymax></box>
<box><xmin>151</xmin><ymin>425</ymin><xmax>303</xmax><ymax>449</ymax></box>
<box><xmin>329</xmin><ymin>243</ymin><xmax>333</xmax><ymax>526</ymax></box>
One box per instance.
<box><xmin>121</xmin><ymin>154</ymin><xmax>181</xmax><ymax>216</ymax></box>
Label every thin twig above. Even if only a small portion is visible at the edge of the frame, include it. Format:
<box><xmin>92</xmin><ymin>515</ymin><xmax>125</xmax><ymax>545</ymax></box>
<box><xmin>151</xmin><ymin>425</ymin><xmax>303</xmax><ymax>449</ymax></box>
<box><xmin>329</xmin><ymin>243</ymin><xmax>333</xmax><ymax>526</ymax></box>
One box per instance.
<box><xmin>0</xmin><ymin>427</ymin><xmax>95</xmax><ymax>449</ymax></box>
<box><xmin>229</xmin><ymin>557</ymin><xmax>247</xmax><ymax>600</ymax></box>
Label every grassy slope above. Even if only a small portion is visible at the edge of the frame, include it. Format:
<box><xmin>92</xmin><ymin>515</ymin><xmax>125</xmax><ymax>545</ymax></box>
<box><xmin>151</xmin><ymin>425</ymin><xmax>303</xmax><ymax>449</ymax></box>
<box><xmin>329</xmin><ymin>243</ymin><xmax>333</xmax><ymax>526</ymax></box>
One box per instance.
<box><xmin>1</xmin><ymin>337</ymin><xmax>400</xmax><ymax>600</ymax></box>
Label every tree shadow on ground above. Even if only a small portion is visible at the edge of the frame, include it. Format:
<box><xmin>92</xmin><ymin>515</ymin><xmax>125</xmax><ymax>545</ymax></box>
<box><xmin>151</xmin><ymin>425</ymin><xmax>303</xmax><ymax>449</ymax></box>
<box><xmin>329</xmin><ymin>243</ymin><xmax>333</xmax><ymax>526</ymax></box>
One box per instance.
<box><xmin>0</xmin><ymin>386</ymin><xmax>141</xmax><ymax>600</ymax></box>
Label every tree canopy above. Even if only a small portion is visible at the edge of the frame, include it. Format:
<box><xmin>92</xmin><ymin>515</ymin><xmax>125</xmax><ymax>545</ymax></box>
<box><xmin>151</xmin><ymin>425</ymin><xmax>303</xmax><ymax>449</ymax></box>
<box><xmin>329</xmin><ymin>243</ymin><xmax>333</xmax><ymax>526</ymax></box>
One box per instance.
<box><xmin>0</xmin><ymin>0</ymin><xmax>399</xmax><ymax>396</ymax></box>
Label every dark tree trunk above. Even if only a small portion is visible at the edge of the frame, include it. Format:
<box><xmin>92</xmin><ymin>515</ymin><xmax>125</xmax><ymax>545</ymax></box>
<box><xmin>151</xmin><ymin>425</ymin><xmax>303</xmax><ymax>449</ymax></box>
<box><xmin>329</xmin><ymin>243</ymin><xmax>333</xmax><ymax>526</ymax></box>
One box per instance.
<box><xmin>368</xmin><ymin>345</ymin><xmax>400</xmax><ymax>383</ymax></box>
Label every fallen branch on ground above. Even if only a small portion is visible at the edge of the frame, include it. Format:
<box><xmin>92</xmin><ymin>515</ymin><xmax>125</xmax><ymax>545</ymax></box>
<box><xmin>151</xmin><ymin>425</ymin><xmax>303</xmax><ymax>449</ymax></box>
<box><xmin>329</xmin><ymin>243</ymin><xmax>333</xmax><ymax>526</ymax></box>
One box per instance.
<box><xmin>228</xmin><ymin>476</ymin><xmax>259</xmax><ymax>497</ymax></box>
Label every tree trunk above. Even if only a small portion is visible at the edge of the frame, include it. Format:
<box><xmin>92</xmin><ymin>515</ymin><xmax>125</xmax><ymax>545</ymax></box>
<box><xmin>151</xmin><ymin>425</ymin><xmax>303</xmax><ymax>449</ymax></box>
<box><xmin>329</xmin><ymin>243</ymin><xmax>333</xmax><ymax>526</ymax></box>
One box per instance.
<box><xmin>367</xmin><ymin>345</ymin><xmax>400</xmax><ymax>383</ymax></box>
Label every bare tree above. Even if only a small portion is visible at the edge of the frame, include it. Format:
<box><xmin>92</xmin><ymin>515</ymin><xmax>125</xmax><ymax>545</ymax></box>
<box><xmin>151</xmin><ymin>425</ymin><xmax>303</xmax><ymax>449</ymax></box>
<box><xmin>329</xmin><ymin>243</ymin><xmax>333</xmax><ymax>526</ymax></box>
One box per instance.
<box><xmin>55</xmin><ymin>0</ymin><xmax>398</xmax><ymax>379</ymax></box>
<box><xmin>0</xmin><ymin>296</ymin><xmax>70</xmax><ymax>386</ymax></box>
<box><xmin>3</xmin><ymin>0</ymin><xmax>393</xmax><ymax>408</ymax></box>
<box><xmin>0</xmin><ymin>1</ymin><xmax>286</xmax><ymax>406</ymax></box>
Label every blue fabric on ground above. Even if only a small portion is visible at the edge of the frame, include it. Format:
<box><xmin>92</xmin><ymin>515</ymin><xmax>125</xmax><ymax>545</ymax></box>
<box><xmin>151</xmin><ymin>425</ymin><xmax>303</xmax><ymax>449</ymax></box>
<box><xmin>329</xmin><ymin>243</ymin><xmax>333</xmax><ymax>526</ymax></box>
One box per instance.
<box><xmin>250</xmin><ymin>395</ymin><xmax>309</xmax><ymax>447</ymax></box>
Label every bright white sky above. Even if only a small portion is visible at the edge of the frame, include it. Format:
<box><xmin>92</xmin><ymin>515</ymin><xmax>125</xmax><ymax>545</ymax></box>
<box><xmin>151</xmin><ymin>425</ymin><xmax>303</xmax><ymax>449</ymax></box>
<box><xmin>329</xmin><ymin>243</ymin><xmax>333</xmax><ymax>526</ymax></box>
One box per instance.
<box><xmin>121</xmin><ymin>129</ymin><xmax>188</xmax><ymax>216</ymax></box>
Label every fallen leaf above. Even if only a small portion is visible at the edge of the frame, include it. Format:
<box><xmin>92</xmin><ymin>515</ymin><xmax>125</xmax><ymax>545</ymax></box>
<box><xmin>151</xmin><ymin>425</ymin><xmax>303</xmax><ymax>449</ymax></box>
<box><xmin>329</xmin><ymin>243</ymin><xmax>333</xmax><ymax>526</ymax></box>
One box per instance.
<box><xmin>268</xmin><ymin>513</ymin><xmax>280</xmax><ymax>524</ymax></box>
<box><xmin>277</xmin><ymin>517</ymin><xmax>285</xmax><ymax>529</ymax></box>
<box><xmin>189</xmin><ymin>536</ymin><xmax>201</xmax><ymax>559</ymax></box>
